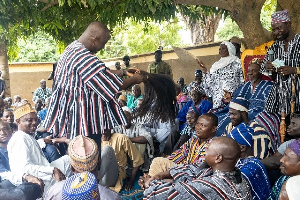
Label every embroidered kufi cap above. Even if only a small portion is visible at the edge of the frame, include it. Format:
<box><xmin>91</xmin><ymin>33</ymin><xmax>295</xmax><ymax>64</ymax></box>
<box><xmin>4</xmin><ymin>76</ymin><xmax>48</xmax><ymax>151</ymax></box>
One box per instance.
<box><xmin>229</xmin><ymin>97</ymin><xmax>249</xmax><ymax>112</ymax></box>
<box><xmin>118</xmin><ymin>95</ymin><xmax>127</xmax><ymax>102</ymax></box>
<box><xmin>13</xmin><ymin>102</ymin><xmax>36</xmax><ymax>120</ymax></box>
<box><xmin>68</xmin><ymin>135</ymin><xmax>99</xmax><ymax>172</ymax></box>
<box><xmin>228</xmin><ymin>122</ymin><xmax>253</xmax><ymax>147</ymax></box>
<box><xmin>271</xmin><ymin>9</ymin><xmax>290</xmax><ymax>25</ymax></box>
<box><xmin>250</xmin><ymin>58</ymin><xmax>263</xmax><ymax>66</ymax></box>
<box><xmin>62</xmin><ymin>171</ymin><xmax>100</xmax><ymax>200</ymax></box>
<box><xmin>288</xmin><ymin>139</ymin><xmax>300</xmax><ymax>156</ymax></box>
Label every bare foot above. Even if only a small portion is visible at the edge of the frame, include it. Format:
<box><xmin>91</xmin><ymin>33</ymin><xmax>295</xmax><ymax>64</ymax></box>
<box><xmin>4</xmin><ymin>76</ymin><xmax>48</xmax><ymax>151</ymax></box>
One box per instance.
<box><xmin>138</xmin><ymin>174</ymin><xmax>151</xmax><ymax>190</ymax></box>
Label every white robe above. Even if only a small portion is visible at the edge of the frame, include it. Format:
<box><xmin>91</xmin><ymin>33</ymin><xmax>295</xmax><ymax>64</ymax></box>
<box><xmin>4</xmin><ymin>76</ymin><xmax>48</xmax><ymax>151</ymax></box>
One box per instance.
<box><xmin>7</xmin><ymin>130</ymin><xmax>71</xmax><ymax>192</ymax></box>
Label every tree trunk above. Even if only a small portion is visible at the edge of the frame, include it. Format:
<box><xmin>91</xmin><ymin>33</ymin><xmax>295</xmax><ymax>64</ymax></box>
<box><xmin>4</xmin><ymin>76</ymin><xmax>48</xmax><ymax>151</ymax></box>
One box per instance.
<box><xmin>182</xmin><ymin>13</ymin><xmax>222</xmax><ymax>45</ymax></box>
<box><xmin>174</xmin><ymin>0</ymin><xmax>272</xmax><ymax>49</ymax></box>
<box><xmin>0</xmin><ymin>36</ymin><xmax>11</xmax><ymax>98</ymax></box>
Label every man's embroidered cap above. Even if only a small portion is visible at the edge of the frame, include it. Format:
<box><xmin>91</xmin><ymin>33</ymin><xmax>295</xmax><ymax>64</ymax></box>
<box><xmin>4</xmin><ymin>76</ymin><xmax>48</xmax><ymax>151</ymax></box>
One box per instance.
<box><xmin>13</xmin><ymin>102</ymin><xmax>36</xmax><ymax>120</ymax></box>
<box><xmin>62</xmin><ymin>171</ymin><xmax>100</xmax><ymax>200</ymax></box>
<box><xmin>228</xmin><ymin>122</ymin><xmax>253</xmax><ymax>147</ymax></box>
<box><xmin>288</xmin><ymin>139</ymin><xmax>300</xmax><ymax>157</ymax></box>
<box><xmin>229</xmin><ymin>97</ymin><xmax>249</xmax><ymax>112</ymax></box>
<box><xmin>271</xmin><ymin>9</ymin><xmax>290</xmax><ymax>25</ymax></box>
<box><xmin>68</xmin><ymin>135</ymin><xmax>99</xmax><ymax>172</ymax></box>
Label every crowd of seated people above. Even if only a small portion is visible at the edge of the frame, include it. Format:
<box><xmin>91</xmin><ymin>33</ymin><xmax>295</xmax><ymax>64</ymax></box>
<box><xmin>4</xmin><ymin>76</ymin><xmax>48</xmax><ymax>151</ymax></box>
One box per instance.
<box><xmin>1</xmin><ymin>9</ymin><xmax>300</xmax><ymax>200</ymax></box>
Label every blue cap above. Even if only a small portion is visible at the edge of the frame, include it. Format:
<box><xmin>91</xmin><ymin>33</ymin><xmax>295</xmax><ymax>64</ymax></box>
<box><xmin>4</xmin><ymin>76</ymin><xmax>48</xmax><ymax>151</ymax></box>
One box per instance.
<box><xmin>228</xmin><ymin>122</ymin><xmax>253</xmax><ymax>147</ymax></box>
<box><xmin>62</xmin><ymin>171</ymin><xmax>100</xmax><ymax>200</ymax></box>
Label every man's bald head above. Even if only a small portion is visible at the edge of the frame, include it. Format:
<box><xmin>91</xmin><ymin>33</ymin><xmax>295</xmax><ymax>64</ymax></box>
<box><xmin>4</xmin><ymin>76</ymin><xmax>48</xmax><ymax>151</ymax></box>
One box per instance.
<box><xmin>79</xmin><ymin>22</ymin><xmax>110</xmax><ymax>54</ymax></box>
<box><xmin>205</xmin><ymin>137</ymin><xmax>241</xmax><ymax>172</ymax></box>
<box><xmin>211</xmin><ymin>137</ymin><xmax>241</xmax><ymax>160</ymax></box>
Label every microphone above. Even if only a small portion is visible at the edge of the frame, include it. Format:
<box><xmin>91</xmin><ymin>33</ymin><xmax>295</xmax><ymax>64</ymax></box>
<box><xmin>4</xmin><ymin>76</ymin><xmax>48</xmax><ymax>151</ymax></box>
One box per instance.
<box><xmin>268</xmin><ymin>50</ymin><xmax>274</xmax><ymax>76</ymax></box>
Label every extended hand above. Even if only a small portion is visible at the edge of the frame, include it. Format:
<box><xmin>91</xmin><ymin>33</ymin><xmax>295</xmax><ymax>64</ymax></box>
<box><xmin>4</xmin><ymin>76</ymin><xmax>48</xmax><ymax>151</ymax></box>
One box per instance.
<box><xmin>278</xmin><ymin>66</ymin><xmax>296</xmax><ymax>76</ymax></box>
<box><xmin>53</xmin><ymin>167</ymin><xmax>66</xmax><ymax>182</ymax></box>
<box><xmin>197</xmin><ymin>59</ymin><xmax>207</xmax><ymax>73</ymax></box>
<box><xmin>25</xmin><ymin>174</ymin><xmax>44</xmax><ymax>193</ymax></box>
<box><xmin>124</xmin><ymin>180</ymin><xmax>134</xmax><ymax>191</ymax></box>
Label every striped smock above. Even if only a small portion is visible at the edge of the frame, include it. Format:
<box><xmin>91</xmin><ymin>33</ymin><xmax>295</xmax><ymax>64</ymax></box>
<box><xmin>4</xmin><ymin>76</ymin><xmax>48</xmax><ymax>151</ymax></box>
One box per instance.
<box><xmin>43</xmin><ymin>41</ymin><xmax>126</xmax><ymax>139</ymax></box>
<box><xmin>262</xmin><ymin>34</ymin><xmax>300</xmax><ymax>115</ymax></box>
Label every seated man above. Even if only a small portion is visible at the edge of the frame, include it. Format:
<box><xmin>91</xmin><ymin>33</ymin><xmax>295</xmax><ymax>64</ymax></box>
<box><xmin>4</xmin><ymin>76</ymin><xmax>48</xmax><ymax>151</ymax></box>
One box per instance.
<box><xmin>140</xmin><ymin>137</ymin><xmax>252</xmax><ymax>199</ymax></box>
<box><xmin>213</xmin><ymin>57</ymin><xmax>275</xmax><ymax>138</ymax></box>
<box><xmin>45</xmin><ymin>135</ymin><xmax>121</xmax><ymax>200</ymax></box>
<box><xmin>268</xmin><ymin>139</ymin><xmax>300</xmax><ymax>200</ymax></box>
<box><xmin>228</xmin><ymin>123</ymin><xmax>271</xmax><ymax>200</ymax></box>
<box><xmin>7</xmin><ymin>102</ymin><xmax>71</xmax><ymax>193</ymax></box>
<box><xmin>225</xmin><ymin>97</ymin><xmax>275</xmax><ymax>159</ymax></box>
<box><xmin>113</xmin><ymin>109</ymin><xmax>154</xmax><ymax>171</ymax></box>
<box><xmin>176</xmin><ymin>77</ymin><xmax>188</xmax><ymax>94</ymax></box>
<box><xmin>0</xmin><ymin>120</ymin><xmax>43</xmax><ymax>200</ymax></box>
<box><xmin>147</xmin><ymin>113</ymin><xmax>217</xmax><ymax>177</ymax></box>
<box><xmin>177</xmin><ymin>89</ymin><xmax>212</xmax><ymax>131</ymax></box>
<box><xmin>101</xmin><ymin>129</ymin><xmax>144</xmax><ymax>192</ymax></box>
<box><xmin>126</xmin><ymin>84</ymin><xmax>143</xmax><ymax>110</ymax></box>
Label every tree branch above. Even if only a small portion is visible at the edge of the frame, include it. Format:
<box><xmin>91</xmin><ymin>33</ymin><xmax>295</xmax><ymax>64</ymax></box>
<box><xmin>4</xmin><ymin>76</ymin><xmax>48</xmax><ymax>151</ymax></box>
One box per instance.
<box><xmin>38</xmin><ymin>0</ymin><xmax>59</xmax><ymax>12</ymax></box>
<box><xmin>173</xmin><ymin>0</ymin><xmax>232</xmax><ymax>11</ymax></box>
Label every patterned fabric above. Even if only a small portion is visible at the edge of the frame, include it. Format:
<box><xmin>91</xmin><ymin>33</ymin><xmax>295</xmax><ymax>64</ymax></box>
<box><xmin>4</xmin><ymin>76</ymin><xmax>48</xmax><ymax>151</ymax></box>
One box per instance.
<box><xmin>202</xmin><ymin>57</ymin><xmax>244</xmax><ymax>108</ymax></box>
<box><xmin>180</xmin><ymin>84</ymin><xmax>188</xmax><ymax>94</ymax></box>
<box><xmin>268</xmin><ymin>175</ymin><xmax>290</xmax><ymax>200</ymax></box>
<box><xmin>43</xmin><ymin>41</ymin><xmax>126</xmax><ymax>138</ymax></box>
<box><xmin>68</xmin><ymin>135</ymin><xmax>99</xmax><ymax>172</ymax></box>
<box><xmin>271</xmin><ymin>9</ymin><xmax>290</xmax><ymax>25</ymax></box>
<box><xmin>13</xmin><ymin>102</ymin><xmax>35</xmax><ymax>120</ymax></box>
<box><xmin>177</xmin><ymin>100</ymin><xmax>213</xmax><ymax>131</ymax></box>
<box><xmin>62</xmin><ymin>172</ymin><xmax>99</xmax><ymax>200</ymax></box>
<box><xmin>176</xmin><ymin>92</ymin><xmax>190</xmax><ymax>112</ymax></box>
<box><xmin>144</xmin><ymin>162</ymin><xmax>252</xmax><ymax>200</ymax></box>
<box><xmin>213</xmin><ymin>80</ymin><xmax>274</xmax><ymax>136</ymax></box>
<box><xmin>228</xmin><ymin>122</ymin><xmax>254</xmax><ymax>147</ymax></box>
<box><xmin>32</xmin><ymin>87</ymin><xmax>52</xmax><ymax>103</ymax></box>
<box><xmin>288</xmin><ymin>139</ymin><xmax>300</xmax><ymax>156</ymax></box>
<box><xmin>236</xmin><ymin>157</ymin><xmax>271</xmax><ymax>200</ymax></box>
<box><xmin>147</xmin><ymin>61</ymin><xmax>173</xmax><ymax>78</ymax></box>
<box><xmin>113</xmin><ymin>122</ymin><xmax>154</xmax><ymax>170</ymax></box>
<box><xmin>225</xmin><ymin>121</ymin><xmax>275</xmax><ymax>159</ymax></box>
<box><xmin>38</xmin><ymin>108</ymin><xmax>47</xmax><ymax>121</ymax></box>
<box><xmin>180</xmin><ymin>124</ymin><xmax>195</xmax><ymax>137</ymax></box>
<box><xmin>263</xmin><ymin>34</ymin><xmax>300</xmax><ymax>115</ymax></box>
<box><xmin>229</xmin><ymin>97</ymin><xmax>250</xmax><ymax>112</ymax></box>
<box><xmin>126</xmin><ymin>94</ymin><xmax>143</xmax><ymax>110</ymax></box>
<box><xmin>187</xmin><ymin>81</ymin><xmax>206</xmax><ymax>94</ymax></box>
<box><xmin>168</xmin><ymin>137</ymin><xmax>214</xmax><ymax>165</ymax></box>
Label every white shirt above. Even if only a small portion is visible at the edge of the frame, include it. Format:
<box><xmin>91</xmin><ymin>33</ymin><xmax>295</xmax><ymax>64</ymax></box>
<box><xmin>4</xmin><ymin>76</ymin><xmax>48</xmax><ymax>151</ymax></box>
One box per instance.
<box><xmin>7</xmin><ymin>130</ymin><xmax>71</xmax><ymax>192</ymax></box>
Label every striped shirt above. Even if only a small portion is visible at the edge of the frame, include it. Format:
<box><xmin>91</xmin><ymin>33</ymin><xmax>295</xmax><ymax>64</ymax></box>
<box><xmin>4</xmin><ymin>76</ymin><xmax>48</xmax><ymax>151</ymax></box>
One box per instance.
<box><xmin>168</xmin><ymin>137</ymin><xmax>213</xmax><ymax>165</ymax></box>
<box><xmin>43</xmin><ymin>41</ymin><xmax>126</xmax><ymax>138</ymax></box>
<box><xmin>225</xmin><ymin>122</ymin><xmax>275</xmax><ymax>159</ymax></box>
<box><xmin>262</xmin><ymin>34</ymin><xmax>300</xmax><ymax>115</ymax></box>
<box><xmin>143</xmin><ymin>162</ymin><xmax>252</xmax><ymax>200</ymax></box>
